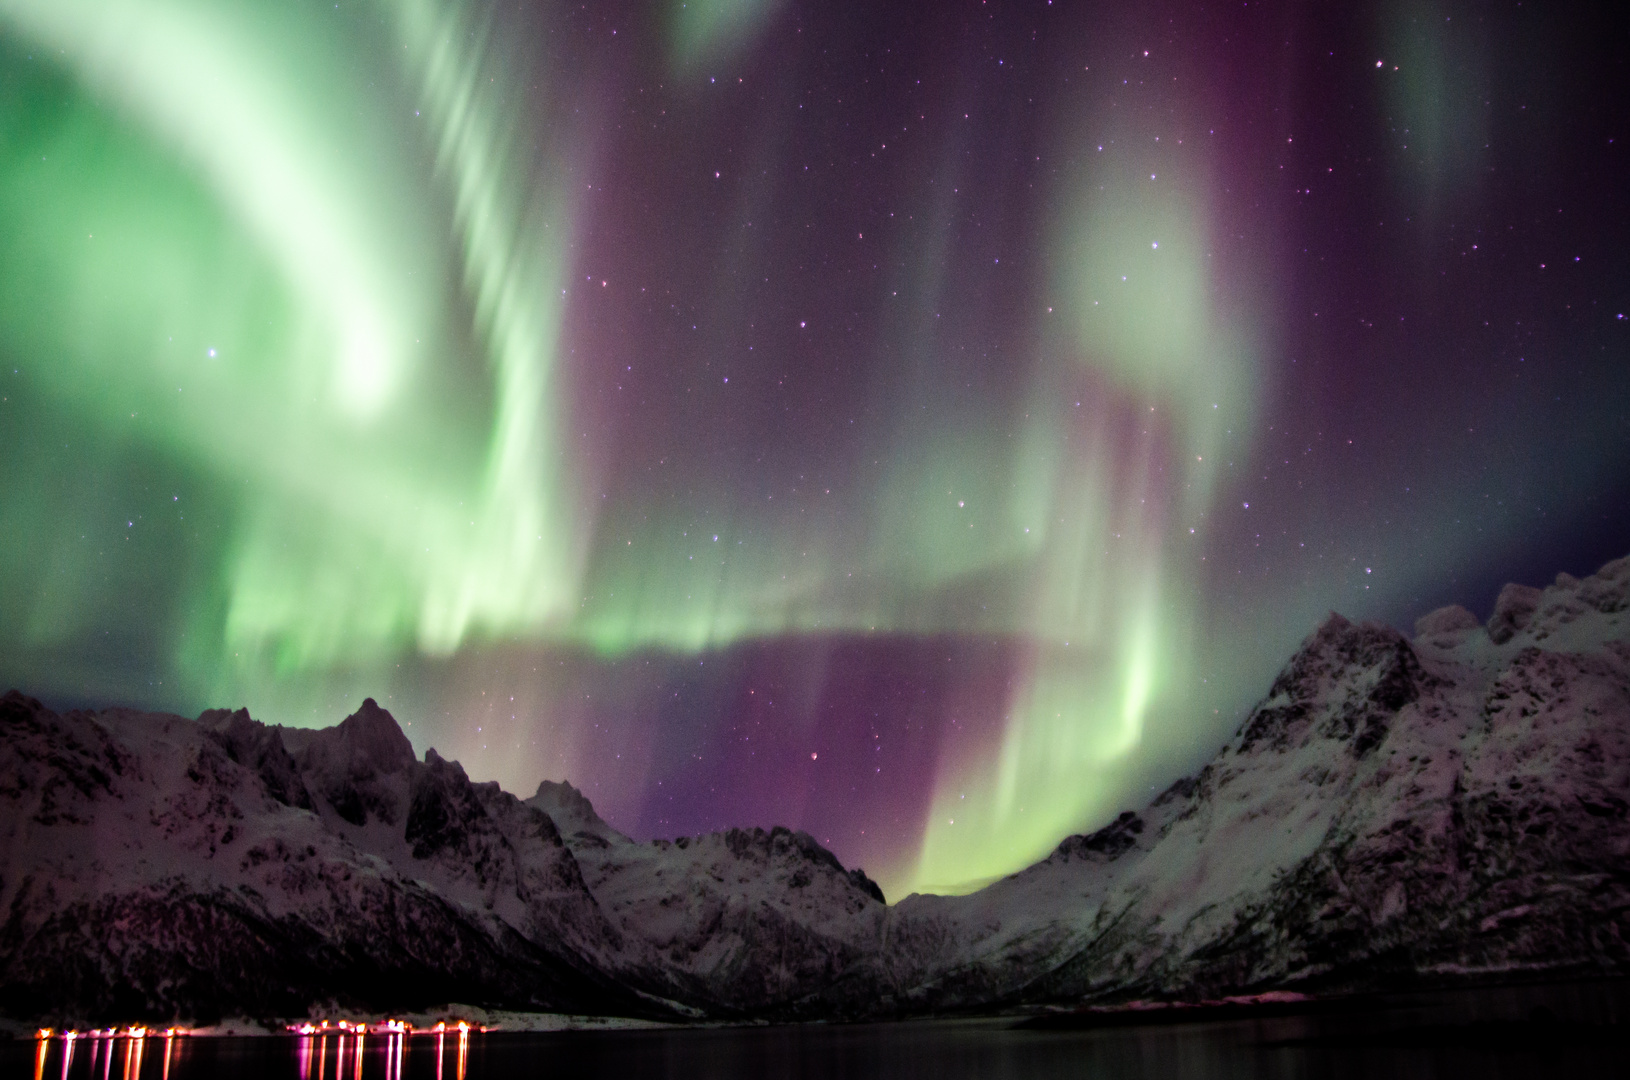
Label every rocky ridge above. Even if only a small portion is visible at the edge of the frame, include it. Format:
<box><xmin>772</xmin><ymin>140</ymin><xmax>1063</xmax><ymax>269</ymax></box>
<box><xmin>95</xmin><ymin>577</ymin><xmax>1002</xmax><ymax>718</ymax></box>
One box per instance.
<box><xmin>867</xmin><ymin>554</ymin><xmax>1630</xmax><ymax>1011</ymax></box>
<box><xmin>2</xmin><ymin>554</ymin><xmax>1626</xmax><ymax>1024</ymax></box>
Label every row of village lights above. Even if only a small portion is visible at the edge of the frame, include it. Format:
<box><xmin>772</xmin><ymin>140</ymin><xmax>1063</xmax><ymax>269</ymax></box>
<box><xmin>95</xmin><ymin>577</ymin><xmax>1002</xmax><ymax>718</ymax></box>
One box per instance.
<box><xmin>291</xmin><ymin>1019</ymin><xmax>477</xmax><ymax>1080</ymax></box>
<box><xmin>32</xmin><ymin>1020</ymin><xmax>489</xmax><ymax>1040</ymax></box>
<box><xmin>32</xmin><ymin>1017</ymin><xmax>484</xmax><ymax>1080</ymax></box>
<box><xmin>287</xmin><ymin>1020</ymin><xmax>489</xmax><ymax>1035</ymax></box>
<box><xmin>35</xmin><ymin>1028</ymin><xmax>184</xmax><ymax>1041</ymax></box>
<box><xmin>33</xmin><ymin>1028</ymin><xmax>181</xmax><ymax>1080</ymax></box>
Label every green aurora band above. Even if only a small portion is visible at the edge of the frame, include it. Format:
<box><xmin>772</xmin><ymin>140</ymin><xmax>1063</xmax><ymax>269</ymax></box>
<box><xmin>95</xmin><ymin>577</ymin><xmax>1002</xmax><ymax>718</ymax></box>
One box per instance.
<box><xmin>0</xmin><ymin>0</ymin><xmax>1266</xmax><ymax>895</ymax></box>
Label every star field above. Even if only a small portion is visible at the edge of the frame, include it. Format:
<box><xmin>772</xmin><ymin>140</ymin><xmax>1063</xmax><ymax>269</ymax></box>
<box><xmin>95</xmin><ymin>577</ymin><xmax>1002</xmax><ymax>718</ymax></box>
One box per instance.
<box><xmin>0</xmin><ymin>0</ymin><xmax>1626</xmax><ymax>896</ymax></box>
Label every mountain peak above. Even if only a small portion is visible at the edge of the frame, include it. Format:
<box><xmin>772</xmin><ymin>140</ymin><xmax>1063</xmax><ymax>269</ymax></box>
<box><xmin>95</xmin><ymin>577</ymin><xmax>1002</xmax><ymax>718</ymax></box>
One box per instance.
<box><xmin>529</xmin><ymin>779</ymin><xmax>623</xmax><ymax>843</ymax></box>
<box><xmin>288</xmin><ymin>699</ymin><xmax>417</xmax><ymax>826</ymax></box>
<box><xmin>1413</xmin><ymin>604</ymin><xmax>1480</xmax><ymax>644</ymax></box>
<box><xmin>1237</xmin><ymin>614</ymin><xmax>1421</xmax><ymax>756</ymax></box>
<box><xmin>1488</xmin><ymin>582</ymin><xmax>1544</xmax><ymax>644</ymax></box>
<box><xmin>197</xmin><ymin>705</ymin><xmax>312</xmax><ymax>810</ymax></box>
<box><xmin>331</xmin><ymin>698</ymin><xmax>417</xmax><ymax>774</ymax></box>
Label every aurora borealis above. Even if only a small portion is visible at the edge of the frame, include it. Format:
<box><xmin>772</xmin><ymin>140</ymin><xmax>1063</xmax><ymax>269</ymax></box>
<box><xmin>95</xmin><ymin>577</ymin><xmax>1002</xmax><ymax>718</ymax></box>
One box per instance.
<box><xmin>2</xmin><ymin>0</ymin><xmax>1627</xmax><ymax>898</ymax></box>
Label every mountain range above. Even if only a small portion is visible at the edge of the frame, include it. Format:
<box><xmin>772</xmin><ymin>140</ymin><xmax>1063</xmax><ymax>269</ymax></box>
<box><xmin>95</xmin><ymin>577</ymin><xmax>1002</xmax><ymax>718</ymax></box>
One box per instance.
<box><xmin>3</xmin><ymin>555</ymin><xmax>1626</xmax><ymax>1025</ymax></box>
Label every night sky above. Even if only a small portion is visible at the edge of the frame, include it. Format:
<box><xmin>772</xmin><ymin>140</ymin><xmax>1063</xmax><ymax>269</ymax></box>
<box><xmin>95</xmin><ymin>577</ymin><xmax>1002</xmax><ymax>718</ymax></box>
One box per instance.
<box><xmin>2</xmin><ymin>0</ymin><xmax>1627</xmax><ymax>897</ymax></box>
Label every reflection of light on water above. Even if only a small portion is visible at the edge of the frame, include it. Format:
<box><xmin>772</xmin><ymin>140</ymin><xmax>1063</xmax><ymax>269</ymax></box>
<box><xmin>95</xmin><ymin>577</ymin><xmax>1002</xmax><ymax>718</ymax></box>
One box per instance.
<box><xmin>34</xmin><ymin>1028</ymin><xmax>174</xmax><ymax>1080</ymax></box>
<box><xmin>38</xmin><ymin>1013</ymin><xmax>485</xmax><ymax>1079</ymax></box>
<box><xmin>282</xmin><ymin>1017</ymin><xmax>480</xmax><ymax>1080</ymax></box>
<box><xmin>121</xmin><ymin>1029</ymin><xmax>144</xmax><ymax>1080</ymax></box>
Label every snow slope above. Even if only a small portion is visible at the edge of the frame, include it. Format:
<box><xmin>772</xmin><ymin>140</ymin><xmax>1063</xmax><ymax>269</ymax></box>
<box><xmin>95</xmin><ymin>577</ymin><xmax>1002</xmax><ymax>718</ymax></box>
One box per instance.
<box><xmin>0</xmin><ymin>697</ymin><xmax>648</xmax><ymax>1022</ymax></box>
<box><xmin>530</xmin><ymin>780</ymin><xmax>886</xmax><ymax>1016</ymax></box>
<box><xmin>871</xmin><ymin>555</ymin><xmax>1630</xmax><ymax>1009</ymax></box>
<box><xmin>0</xmin><ymin>699</ymin><xmax>886</xmax><ymax>1024</ymax></box>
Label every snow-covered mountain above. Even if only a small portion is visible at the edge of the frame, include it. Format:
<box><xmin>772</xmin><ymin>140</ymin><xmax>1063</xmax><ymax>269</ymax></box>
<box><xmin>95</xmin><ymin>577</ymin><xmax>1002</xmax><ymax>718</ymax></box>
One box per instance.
<box><xmin>529</xmin><ymin>781</ymin><xmax>885</xmax><ymax>1016</ymax></box>
<box><xmin>0</xmin><ymin>697</ymin><xmax>886</xmax><ymax>1024</ymax></box>
<box><xmin>0</xmin><ymin>695</ymin><xmax>652</xmax><ymax>1023</ymax></box>
<box><xmin>2</xmin><ymin>555</ymin><xmax>1626</xmax><ymax>1025</ymax></box>
<box><xmin>871</xmin><ymin>555</ymin><xmax>1630</xmax><ymax>1010</ymax></box>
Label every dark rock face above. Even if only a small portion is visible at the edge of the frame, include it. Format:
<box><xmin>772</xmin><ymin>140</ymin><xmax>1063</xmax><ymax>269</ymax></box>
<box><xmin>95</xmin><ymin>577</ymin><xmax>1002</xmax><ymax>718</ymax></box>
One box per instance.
<box><xmin>405</xmin><ymin>749</ymin><xmax>497</xmax><ymax>860</ymax></box>
<box><xmin>289</xmin><ymin>698</ymin><xmax>418</xmax><ymax>826</ymax></box>
<box><xmin>848</xmin><ymin>868</ymin><xmax>886</xmax><ymax>905</ymax></box>
<box><xmin>0</xmin><ymin>879</ymin><xmax>614</xmax><ymax>1025</ymax></box>
<box><xmin>1053</xmin><ymin>812</ymin><xmax>1144</xmax><ymax>862</ymax></box>
<box><xmin>1237</xmin><ymin>615</ymin><xmax>1424</xmax><ymax>756</ymax></box>
<box><xmin>199</xmin><ymin>707</ymin><xmax>312</xmax><ymax>810</ymax></box>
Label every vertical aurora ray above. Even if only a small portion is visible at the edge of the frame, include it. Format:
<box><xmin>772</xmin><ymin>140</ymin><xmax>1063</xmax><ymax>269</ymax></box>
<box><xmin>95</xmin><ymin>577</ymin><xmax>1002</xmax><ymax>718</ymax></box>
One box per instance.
<box><xmin>907</xmin><ymin>84</ymin><xmax>1261</xmax><ymax>893</ymax></box>
<box><xmin>391</xmin><ymin>0</ymin><xmax>585</xmax><ymax>655</ymax></box>
<box><xmin>1375</xmin><ymin>0</ymin><xmax>1495</xmax><ymax>229</ymax></box>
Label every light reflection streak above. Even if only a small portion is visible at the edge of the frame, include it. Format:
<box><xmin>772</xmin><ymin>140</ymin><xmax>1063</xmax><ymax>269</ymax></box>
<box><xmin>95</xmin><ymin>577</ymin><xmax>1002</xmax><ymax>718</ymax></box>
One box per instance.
<box><xmin>27</xmin><ymin>1015</ymin><xmax>491</xmax><ymax>1080</ymax></box>
<box><xmin>32</xmin><ymin>1026</ymin><xmax>192</xmax><ymax>1080</ymax></box>
<box><xmin>122</xmin><ymin>1030</ymin><xmax>145</xmax><ymax>1080</ymax></box>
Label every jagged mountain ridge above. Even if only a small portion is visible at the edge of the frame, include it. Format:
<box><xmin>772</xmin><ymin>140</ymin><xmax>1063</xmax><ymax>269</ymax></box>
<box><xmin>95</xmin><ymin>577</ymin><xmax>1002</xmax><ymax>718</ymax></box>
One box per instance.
<box><xmin>0</xmin><ymin>696</ymin><xmax>887</xmax><ymax>1024</ymax></box>
<box><xmin>2</xmin><ymin>554</ymin><xmax>1627</xmax><ymax>1024</ymax></box>
<box><xmin>0</xmin><ymin>696</ymin><xmax>646</xmax><ymax>1023</ymax></box>
<box><xmin>530</xmin><ymin>780</ymin><xmax>885</xmax><ymax>1014</ymax></box>
<box><xmin>866</xmin><ymin>555</ymin><xmax>1630</xmax><ymax>1010</ymax></box>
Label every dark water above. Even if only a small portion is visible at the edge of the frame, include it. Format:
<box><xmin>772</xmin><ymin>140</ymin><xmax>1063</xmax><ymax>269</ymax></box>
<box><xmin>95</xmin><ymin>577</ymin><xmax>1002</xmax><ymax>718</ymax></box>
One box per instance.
<box><xmin>13</xmin><ymin>982</ymin><xmax>1630</xmax><ymax>1079</ymax></box>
